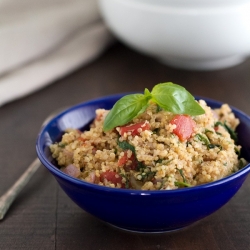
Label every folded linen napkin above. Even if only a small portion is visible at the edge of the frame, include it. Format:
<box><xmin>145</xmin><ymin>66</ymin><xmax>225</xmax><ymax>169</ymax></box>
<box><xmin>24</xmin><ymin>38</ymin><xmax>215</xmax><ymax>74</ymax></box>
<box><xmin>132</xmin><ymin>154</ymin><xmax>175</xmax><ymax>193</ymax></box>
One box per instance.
<box><xmin>0</xmin><ymin>0</ymin><xmax>114</xmax><ymax>107</ymax></box>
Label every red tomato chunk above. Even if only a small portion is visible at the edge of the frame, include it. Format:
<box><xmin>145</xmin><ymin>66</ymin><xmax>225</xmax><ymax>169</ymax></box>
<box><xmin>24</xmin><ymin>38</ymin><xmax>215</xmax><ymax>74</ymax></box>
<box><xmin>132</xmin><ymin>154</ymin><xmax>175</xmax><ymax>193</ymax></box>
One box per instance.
<box><xmin>118</xmin><ymin>151</ymin><xmax>129</xmax><ymax>166</ymax></box>
<box><xmin>100</xmin><ymin>171</ymin><xmax>124</xmax><ymax>187</ymax></box>
<box><xmin>118</xmin><ymin>151</ymin><xmax>137</xmax><ymax>171</ymax></box>
<box><xmin>170</xmin><ymin>115</ymin><xmax>196</xmax><ymax>141</ymax></box>
<box><xmin>120</xmin><ymin>121</ymin><xmax>150</xmax><ymax>136</ymax></box>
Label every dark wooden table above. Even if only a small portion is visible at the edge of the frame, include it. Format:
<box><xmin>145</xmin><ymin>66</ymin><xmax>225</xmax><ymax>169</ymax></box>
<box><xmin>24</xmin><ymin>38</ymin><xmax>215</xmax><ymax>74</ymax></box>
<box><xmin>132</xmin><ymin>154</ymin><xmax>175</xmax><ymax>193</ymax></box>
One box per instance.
<box><xmin>0</xmin><ymin>42</ymin><xmax>250</xmax><ymax>250</ymax></box>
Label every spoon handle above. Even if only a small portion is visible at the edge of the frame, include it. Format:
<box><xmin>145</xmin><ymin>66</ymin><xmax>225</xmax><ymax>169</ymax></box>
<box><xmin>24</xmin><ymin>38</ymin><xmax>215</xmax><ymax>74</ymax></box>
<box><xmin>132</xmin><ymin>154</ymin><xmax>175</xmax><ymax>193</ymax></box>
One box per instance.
<box><xmin>0</xmin><ymin>158</ymin><xmax>41</xmax><ymax>220</ymax></box>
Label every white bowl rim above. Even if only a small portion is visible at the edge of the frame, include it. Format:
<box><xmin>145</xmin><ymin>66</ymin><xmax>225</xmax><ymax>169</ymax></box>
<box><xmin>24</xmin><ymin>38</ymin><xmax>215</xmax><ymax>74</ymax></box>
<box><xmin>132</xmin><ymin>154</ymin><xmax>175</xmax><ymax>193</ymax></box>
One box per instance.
<box><xmin>99</xmin><ymin>0</ymin><xmax>250</xmax><ymax>14</ymax></box>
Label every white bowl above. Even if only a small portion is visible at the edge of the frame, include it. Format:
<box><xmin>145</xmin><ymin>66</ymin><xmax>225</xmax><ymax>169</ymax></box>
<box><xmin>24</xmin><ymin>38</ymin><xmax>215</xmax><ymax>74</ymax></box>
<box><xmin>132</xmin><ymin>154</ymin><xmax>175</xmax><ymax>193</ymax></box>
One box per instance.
<box><xmin>98</xmin><ymin>0</ymin><xmax>250</xmax><ymax>70</ymax></box>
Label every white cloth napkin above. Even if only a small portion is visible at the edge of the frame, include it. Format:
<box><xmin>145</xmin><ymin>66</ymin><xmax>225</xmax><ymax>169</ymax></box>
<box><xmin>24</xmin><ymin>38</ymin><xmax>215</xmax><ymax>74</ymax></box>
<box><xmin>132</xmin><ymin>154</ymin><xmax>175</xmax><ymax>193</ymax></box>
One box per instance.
<box><xmin>0</xmin><ymin>0</ymin><xmax>114</xmax><ymax>107</ymax></box>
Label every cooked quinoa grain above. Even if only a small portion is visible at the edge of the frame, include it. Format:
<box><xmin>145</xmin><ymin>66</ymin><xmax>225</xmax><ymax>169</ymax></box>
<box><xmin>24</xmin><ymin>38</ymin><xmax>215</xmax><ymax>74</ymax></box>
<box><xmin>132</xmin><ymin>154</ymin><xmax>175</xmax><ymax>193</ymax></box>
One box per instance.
<box><xmin>50</xmin><ymin>100</ymin><xmax>244</xmax><ymax>190</ymax></box>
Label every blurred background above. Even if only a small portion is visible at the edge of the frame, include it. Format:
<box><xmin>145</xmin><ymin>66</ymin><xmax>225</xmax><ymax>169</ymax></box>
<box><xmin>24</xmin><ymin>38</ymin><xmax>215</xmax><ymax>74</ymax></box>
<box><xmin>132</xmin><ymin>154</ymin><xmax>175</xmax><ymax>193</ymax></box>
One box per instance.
<box><xmin>0</xmin><ymin>1</ymin><xmax>250</xmax><ymax>249</ymax></box>
<box><xmin>0</xmin><ymin>0</ymin><xmax>114</xmax><ymax>107</ymax></box>
<box><xmin>1</xmin><ymin>0</ymin><xmax>250</xmax><ymax>107</ymax></box>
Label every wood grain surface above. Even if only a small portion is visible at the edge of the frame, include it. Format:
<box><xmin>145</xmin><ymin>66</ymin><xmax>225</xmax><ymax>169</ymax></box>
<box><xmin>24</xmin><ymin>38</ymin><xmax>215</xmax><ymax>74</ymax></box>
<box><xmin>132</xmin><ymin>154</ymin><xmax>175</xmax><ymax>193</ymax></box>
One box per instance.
<box><xmin>0</xmin><ymin>42</ymin><xmax>249</xmax><ymax>250</ymax></box>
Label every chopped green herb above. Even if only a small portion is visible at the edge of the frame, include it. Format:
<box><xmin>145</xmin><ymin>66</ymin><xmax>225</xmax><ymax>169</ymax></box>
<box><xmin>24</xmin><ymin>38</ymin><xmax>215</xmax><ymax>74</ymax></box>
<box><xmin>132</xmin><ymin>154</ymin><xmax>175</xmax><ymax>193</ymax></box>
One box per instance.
<box><xmin>117</xmin><ymin>140</ymin><xmax>136</xmax><ymax>154</ymax></box>
<box><xmin>174</xmin><ymin>181</ymin><xmax>191</xmax><ymax>188</ymax></box>
<box><xmin>58</xmin><ymin>143</ymin><xmax>67</xmax><ymax>148</ymax></box>
<box><xmin>164</xmin><ymin>159</ymin><xmax>173</xmax><ymax>165</ymax></box>
<box><xmin>119</xmin><ymin>173</ymin><xmax>130</xmax><ymax>189</ymax></box>
<box><xmin>137</xmin><ymin>168</ymin><xmax>156</xmax><ymax>182</ymax></box>
<box><xmin>155</xmin><ymin>159</ymin><xmax>173</xmax><ymax>165</ymax></box>
<box><xmin>224</xmin><ymin>123</ymin><xmax>238</xmax><ymax>142</ymax></box>
<box><xmin>117</xmin><ymin>139</ymin><xmax>147</xmax><ymax>171</ymax></box>
<box><xmin>155</xmin><ymin>159</ymin><xmax>163</xmax><ymax>164</ymax></box>
<box><xmin>205</xmin><ymin>129</ymin><xmax>213</xmax><ymax>134</ymax></box>
<box><xmin>195</xmin><ymin>133</ymin><xmax>222</xmax><ymax>150</ymax></box>
<box><xmin>215</xmin><ymin>121</ymin><xmax>238</xmax><ymax>142</ymax></box>
<box><xmin>234</xmin><ymin>146</ymin><xmax>241</xmax><ymax>156</ymax></box>
<box><xmin>137</xmin><ymin>161</ymin><xmax>146</xmax><ymax>169</ymax></box>
<box><xmin>208</xmin><ymin>144</ymin><xmax>222</xmax><ymax>150</ymax></box>
<box><xmin>238</xmin><ymin>158</ymin><xmax>248</xmax><ymax>169</ymax></box>
<box><xmin>177</xmin><ymin>168</ymin><xmax>187</xmax><ymax>183</ymax></box>
<box><xmin>207</xmin><ymin>144</ymin><xmax>215</xmax><ymax>149</ymax></box>
<box><xmin>175</xmin><ymin>169</ymin><xmax>192</xmax><ymax>187</ymax></box>
<box><xmin>152</xmin><ymin>128</ymin><xmax>160</xmax><ymax>134</ymax></box>
<box><xmin>195</xmin><ymin>134</ymin><xmax>210</xmax><ymax>146</ymax></box>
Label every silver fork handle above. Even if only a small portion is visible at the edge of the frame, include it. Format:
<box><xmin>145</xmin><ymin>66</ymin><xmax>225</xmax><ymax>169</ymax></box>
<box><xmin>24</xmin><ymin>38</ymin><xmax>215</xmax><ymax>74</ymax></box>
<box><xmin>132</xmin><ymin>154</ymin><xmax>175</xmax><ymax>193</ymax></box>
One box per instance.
<box><xmin>0</xmin><ymin>158</ymin><xmax>41</xmax><ymax>220</ymax></box>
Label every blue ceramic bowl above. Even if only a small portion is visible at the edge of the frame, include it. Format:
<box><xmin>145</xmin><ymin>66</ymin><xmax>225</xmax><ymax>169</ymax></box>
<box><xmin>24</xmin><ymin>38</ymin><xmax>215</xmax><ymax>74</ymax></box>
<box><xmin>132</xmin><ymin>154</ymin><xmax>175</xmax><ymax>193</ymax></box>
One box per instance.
<box><xmin>36</xmin><ymin>94</ymin><xmax>250</xmax><ymax>233</ymax></box>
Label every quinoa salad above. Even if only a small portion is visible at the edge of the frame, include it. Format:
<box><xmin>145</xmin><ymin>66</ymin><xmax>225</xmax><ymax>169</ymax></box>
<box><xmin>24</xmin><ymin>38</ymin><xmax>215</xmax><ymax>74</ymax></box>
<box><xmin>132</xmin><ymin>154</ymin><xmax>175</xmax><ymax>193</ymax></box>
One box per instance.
<box><xmin>50</xmin><ymin>83</ymin><xmax>247</xmax><ymax>190</ymax></box>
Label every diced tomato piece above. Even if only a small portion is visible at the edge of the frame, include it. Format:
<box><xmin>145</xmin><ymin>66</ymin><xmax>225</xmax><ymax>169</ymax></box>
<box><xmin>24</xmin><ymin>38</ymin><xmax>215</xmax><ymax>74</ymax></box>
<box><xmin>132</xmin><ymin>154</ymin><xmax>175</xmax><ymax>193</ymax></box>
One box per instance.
<box><xmin>100</xmin><ymin>171</ymin><xmax>124</xmax><ymax>187</ymax></box>
<box><xmin>126</xmin><ymin>154</ymin><xmax>137</xmax><ymax>171</ymax></box>
<box><xmin>118</xmin><ymin>151</ymin><xmax>129</xmax><ymax>166</ymax></box>
<box><xmin>120</xmin><ymin>121</ymin><xmax>150</xmax><ymax>136</ymax></box>
<box><xmin>170</xmin><ymin>115</ymin><xmax>196</xmax><ymax>141</ymax></box>
<box><xmin>118</xmin><ymin>151</ymin><xmax>137</xmax><ymax>171</ymax></box>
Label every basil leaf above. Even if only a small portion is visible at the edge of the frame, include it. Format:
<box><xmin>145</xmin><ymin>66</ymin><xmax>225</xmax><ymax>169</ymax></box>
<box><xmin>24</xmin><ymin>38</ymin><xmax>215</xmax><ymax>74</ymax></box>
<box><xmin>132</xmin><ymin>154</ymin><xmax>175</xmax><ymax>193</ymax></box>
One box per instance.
<box><xmin>103</xmin><ymin>94</ymin><xmax>149</xmax><ymax>131</ymax></box>
<box><xmin>144</xmin><ymin>88</ymin><xmax>151</xmax><ymax>98</ymax></box>
<box><xmin>151</xmin><ymin>82</ymin><xmax>205</xmax><ymax>116</ymax></box>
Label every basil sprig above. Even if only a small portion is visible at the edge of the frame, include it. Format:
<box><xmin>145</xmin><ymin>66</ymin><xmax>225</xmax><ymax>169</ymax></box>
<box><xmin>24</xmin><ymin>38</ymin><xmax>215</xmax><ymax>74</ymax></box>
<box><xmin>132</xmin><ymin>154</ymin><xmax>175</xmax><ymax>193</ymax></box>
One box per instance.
<box><xmin>103</xmin><ymin>82</ymin><xmax>205</xmax><ymax>131</ymax></box>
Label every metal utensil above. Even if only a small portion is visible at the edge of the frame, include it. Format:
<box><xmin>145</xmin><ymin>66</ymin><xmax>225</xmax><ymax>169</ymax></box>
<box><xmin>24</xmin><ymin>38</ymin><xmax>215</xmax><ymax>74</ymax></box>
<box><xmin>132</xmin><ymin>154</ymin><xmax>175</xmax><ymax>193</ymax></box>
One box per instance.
<box><xmin>0</xmin><ymin>108</ymin><xmax>66</xmax><ymax>220</ymax></box>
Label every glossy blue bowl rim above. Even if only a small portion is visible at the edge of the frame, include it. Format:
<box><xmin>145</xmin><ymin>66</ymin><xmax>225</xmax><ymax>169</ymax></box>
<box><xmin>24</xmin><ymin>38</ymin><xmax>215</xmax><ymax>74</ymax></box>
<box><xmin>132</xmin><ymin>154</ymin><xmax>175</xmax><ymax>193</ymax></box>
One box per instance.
<box><xmin>36</xmin><ymin>93</ymin><xmax>250</xmax><ymax>196</ymax></box>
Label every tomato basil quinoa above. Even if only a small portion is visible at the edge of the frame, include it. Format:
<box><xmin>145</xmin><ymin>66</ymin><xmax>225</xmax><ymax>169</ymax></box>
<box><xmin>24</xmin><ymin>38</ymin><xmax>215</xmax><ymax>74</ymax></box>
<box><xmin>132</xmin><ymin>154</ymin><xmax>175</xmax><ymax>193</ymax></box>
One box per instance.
<box><xmin>50</xmin><ymin>83</ymin><xmax>247</xmax><ymax>190</ymax></box>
